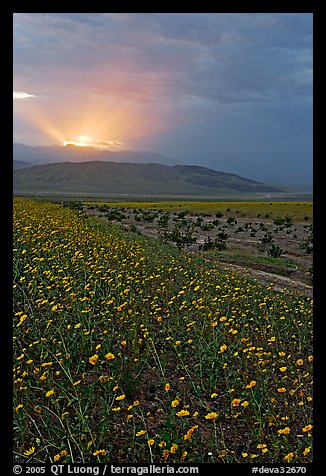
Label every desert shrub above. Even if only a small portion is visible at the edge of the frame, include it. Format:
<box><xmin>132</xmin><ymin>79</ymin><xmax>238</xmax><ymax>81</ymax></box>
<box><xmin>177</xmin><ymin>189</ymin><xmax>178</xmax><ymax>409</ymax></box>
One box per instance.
<box><xmin>267</xmin><ymin>243</ymin><xmax>284</xmax><ymax>258</ymax></box>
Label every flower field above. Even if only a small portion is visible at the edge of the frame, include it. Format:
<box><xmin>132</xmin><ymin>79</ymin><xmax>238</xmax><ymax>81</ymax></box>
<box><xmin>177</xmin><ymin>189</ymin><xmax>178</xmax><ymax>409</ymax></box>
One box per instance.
<box><xmin>13</xmin><ymin>198</ymin><xmax>313</xmax><ymax>463</ymax></box>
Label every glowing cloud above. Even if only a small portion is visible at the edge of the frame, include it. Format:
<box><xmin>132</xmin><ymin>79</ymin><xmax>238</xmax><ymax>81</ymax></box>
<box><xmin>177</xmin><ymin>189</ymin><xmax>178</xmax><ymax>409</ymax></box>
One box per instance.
<box><xmin>13</xmin><ymin>91</ymin><xmax>35</xmax><ymax>99</ymax></box>
<box><xmin>64</xmin><ymin>136</ymin><xmax>123</xmax><ymax>150</ymax></box>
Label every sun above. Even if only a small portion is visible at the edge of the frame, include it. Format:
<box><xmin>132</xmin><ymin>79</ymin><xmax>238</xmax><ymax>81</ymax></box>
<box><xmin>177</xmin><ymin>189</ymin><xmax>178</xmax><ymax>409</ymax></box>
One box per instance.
<box><xmin>64</xmin><ymin>135</ymin><xmax>93</xmax><ymax>147</ymax></box>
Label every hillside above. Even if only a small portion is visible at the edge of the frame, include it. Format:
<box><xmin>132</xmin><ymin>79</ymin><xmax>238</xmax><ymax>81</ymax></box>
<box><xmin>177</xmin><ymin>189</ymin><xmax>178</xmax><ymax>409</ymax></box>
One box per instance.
<box><xmin>13</xmin><ymin>159</ymin><xmax>33</xmax><ymax>170</ymax></box>
<box><xmin>13</xmin><ymin>161</ymin><xmax>283</xmax><ymax>196</ymax></box>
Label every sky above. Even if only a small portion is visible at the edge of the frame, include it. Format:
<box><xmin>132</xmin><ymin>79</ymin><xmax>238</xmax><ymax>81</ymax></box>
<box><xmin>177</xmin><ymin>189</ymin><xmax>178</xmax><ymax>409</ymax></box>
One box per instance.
<box><xmin>13</xmin><ymin>13</ymin><xmax>313</xmax><ymax>187</ymax></box>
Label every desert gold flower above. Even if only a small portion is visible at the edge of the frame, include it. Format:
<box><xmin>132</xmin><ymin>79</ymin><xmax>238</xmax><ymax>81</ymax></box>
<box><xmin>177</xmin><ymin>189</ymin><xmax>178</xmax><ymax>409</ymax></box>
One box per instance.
<box><xmin>176</xmin><ymin>409</ymin><xmax>190</xmax><ymax>417</ymax></box>
<box><xmin>277</xmin><ymin>387</ymin><xmax>286</xmax><ymax>393</ymax></box>
<box><xmin>170</xmin><ymin>443</ymin><xmax>178</xmax><ymax>453</ymax></box>
<box><xmin>89</xmin><ymin>354</ymin><xmax>98</xmax><ymax>365</ymax></box>
<box><xmin>205</xmin><ymin>412</ymin><xmax>218</xmax><ymax>420</ymax></box>
<box><xmin>232</xmin><ymin>398</ymin><xmax>241</xmax><ymax>407</ymax></box>
<box><xmin>181</xmin><ymin>451</ymin><xmax>188</xmax><ymax>461</ymax></box>
<box><xmin>16</xmin><ymin>314</ymin><xmax>27</xmax><ymax>327</ymax></box>
<box><xmin>115</xmin><ymin>394</ymin><xmax>125</xmax><ymax>401</ymax></box>
<box><xmin>279</xmin><ymin>367</ymin><xmax>287</xmax><ymax>372</ymax></box>
<box><xmin>136</xmin><ymin>430</ymin><xmax>146</xmax><ymax>437</ymax></box>
<box><xmin>164</xmin><ymin>383</ymin><xmax>170</xmax><ymax>390</ymax></box>
<box><xmin>53</xmin><ymin>454</ymin><xmax>61</xmax><ymax>462</ymax></box>
<box><xmin>284</xmin><ymin>452</ymin><xmax>294</xmax><ymax>462</ymax></box>
<box><xmin>303</xmin><ymin>447</ymin><xmax>311</xmax><ymax>456</ymax></box>
<box><xmin>241</xmin><ymin>401</ymin><xmax>249</xmax><ymax>408</ymax></box>
<box><xmin>45</xmin><ymin>389</ymin><xmax>54</xmax><ymax>397</ymax></box>
<box><xmin>296</xmin><ymin>359</ymin><xmax>304</xmax><ymax>366</ymax></box>
<box><xmin>219</xmin><ymin>344</ymin><xmax>227</xmax><ymax>352</ymax></box>
<box><xmin>147</xmin><ymin>439</ymin><xmax>155</xmax><ymax>446</ymax></box>
<box><xmin>15</xmin><ymin>404</ymin><xmax>23</xmax><ymax>411</ymax></box>
<box><xmin>24</xmin><ymin>447</ymin><xmax>35</xmax><ymax>456</ymax></box>
<box><xmin>302</xmin><ymin>424</ymin><xmax>313</xmax><ymax>432</ymax></box>
<box><xmin>245</xmin><ymin>380</ymin><xmax>256</xmax><ymax>389</ymax></box>
<box><xmin>93</xmin><ymin>449</ymin><xmax>107</xmax><ymax>456</ymax></box>
<box><xmin>162</xmin><ymin>449</ymin><xmax>169</xmax><ymax>459</ymax></box>
<box><xmin>277</xmin><ymin>427</ymin><xmax>290</xmax><ymax>435</ymax></box>
<box><xmin>105</xmin><ymin>353</ymin><xmax>115</xmax><ymax>360</ymax></box>
<box><xmin>171</xmin><ymin>399</ymin><xmax>179</xmax><ymax>407</ymax></box>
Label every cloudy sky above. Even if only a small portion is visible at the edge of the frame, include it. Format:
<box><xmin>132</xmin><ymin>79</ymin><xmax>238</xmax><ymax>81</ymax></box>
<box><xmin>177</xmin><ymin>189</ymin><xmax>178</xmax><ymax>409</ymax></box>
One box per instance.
<box><xmin>13</xmin><ymin>13</ymin><xmax>313</xmax><ymax>187</ymax></box>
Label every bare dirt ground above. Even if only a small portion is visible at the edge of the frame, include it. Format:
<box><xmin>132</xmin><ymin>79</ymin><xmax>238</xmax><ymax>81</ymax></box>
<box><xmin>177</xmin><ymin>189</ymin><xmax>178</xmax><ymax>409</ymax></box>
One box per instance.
<box><xmin>83</xmin><ymin>205</ymin><xmax>313</xmax><ymax>297</ymax></box>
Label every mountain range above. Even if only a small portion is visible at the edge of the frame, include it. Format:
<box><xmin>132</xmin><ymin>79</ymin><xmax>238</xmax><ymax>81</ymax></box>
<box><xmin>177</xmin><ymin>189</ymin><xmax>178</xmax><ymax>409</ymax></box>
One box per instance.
<box><xmin>13</xmin><ymin>142</ymin><xmax>289</xmax><ymax>196</ymax></box>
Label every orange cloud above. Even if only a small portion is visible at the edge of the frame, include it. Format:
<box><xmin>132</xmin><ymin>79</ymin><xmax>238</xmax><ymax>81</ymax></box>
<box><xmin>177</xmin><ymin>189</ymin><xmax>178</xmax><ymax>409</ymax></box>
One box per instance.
<box><xmin>15</xmin><ymin>90</ymin><xmax>174</xmax><ymax>150</ymax></box>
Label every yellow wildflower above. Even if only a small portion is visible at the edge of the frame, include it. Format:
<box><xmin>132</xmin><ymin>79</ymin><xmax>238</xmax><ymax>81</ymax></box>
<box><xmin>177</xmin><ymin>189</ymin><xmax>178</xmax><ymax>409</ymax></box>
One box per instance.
<box><xmin>24</xmin><ymin>447</ymin><xmax>35</xmax><ymax>456</ymax></box>
<box><xmin>205</xmin><ymin>412</ymin><xmax>218</xmax><ymax>420</ymax></box>
<box><xmin>89</xmin><ymin>354</ymin><xmax>98</xmax><ymax>365</ymax></box>
<box><xmin>302</xmin><ymin>424</ymin><xmax>313</xmax><ymax>432</ymax></box>
<box><xmin>170</xmin><ymin>443</ymin><xmax>178</xmax><ymax>453</ymax></box>
<box><xmin>176</xmin><ymin>409</ymin><xmax>190</xmax><ymax>417</ymax></box>
<box><xmin>115</xmin><ymin>394</ymin><xmax>125</xmax><ymax>401</ymax></box>
<box><xmin>93</xmin><ymin>449</ymin><xmax>106</xmax><ymax>456</ymax></box>
<box><xmin>16</xmin><ymin>314</ymin><xmax>27</xmax><ymax>327</ymax></box>
<box><xmin>284</xmin><ymin>452</ymin><xmax>295</xmax><ymax>462</ymax></box>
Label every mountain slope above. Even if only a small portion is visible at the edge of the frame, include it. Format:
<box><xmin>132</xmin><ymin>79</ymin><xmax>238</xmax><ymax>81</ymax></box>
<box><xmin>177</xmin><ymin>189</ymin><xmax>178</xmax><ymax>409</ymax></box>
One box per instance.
<box><xmin>13</xmin><ymin>161</ymin><xmax>283</xmax><ymax>196</ymax></box>
<box><xmin>13</xmin><ymin>159</ymin><xmax>34</xmax><ymax>170</ymax></box>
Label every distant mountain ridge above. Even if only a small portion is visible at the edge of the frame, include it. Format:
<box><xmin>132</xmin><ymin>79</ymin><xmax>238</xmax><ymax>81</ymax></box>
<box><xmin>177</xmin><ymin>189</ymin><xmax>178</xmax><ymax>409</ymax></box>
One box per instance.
<box><xmin>13</xmin><ymin>160</ymin><xmax>284</xmax><ymax>196</ymax></box>
<box><xmin>13</xmin><ymin>143</ymin><xmax>174</xmax><ymax>165</ymax></box>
